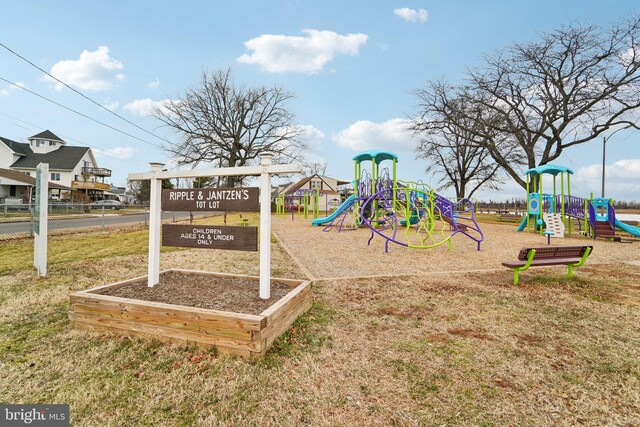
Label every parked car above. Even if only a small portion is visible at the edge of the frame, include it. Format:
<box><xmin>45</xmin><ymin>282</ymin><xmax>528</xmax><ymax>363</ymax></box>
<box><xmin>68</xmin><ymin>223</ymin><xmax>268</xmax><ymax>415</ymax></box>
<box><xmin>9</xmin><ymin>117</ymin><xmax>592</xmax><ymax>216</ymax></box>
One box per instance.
<box><xmin>90</xmin><ymin>200</ymin><xmax>125</xmax><ymax>210</ymax></box>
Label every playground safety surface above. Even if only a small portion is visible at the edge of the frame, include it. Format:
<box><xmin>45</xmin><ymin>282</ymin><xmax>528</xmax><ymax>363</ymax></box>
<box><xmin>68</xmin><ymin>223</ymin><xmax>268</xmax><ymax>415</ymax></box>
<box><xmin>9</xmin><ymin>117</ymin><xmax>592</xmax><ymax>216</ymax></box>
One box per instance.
<box><xmin>271</xmin><ymin>216</ymin><xmax>640</xmax><ymax>281</ymax></box>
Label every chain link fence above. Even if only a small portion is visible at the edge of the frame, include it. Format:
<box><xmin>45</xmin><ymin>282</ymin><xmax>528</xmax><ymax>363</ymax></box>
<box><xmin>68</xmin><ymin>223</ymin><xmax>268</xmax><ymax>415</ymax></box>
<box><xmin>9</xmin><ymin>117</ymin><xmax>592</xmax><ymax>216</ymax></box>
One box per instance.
<box><xmin>0</xmin><ymin>203</ymin><xmax>217</xmax><ymax>241</ymax></box>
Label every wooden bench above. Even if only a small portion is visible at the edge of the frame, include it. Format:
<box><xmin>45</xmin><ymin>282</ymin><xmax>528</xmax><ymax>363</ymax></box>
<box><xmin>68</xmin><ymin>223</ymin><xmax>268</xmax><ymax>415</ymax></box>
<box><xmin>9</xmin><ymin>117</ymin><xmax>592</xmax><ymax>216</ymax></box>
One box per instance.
<box><xmin>499</xmin><ymin>214</ymin><xmax>524</xmax><ymax>222</ymax></box>
<box><xmin>502</xmin><ymin>245</ymin><xmax>593</xmax><ymax>285</ymax></box>
<box><xmin>442</xmin><ymin>214</ymin><xmax>468</xmax><ymax>231</ymax></box>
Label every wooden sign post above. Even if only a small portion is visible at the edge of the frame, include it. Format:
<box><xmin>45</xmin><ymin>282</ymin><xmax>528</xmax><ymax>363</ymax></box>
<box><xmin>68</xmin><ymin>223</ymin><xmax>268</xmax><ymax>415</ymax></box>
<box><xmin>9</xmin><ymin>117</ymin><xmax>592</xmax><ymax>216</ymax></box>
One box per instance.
<box><xmin>128</xmin><ymin>154</ymin><xmax>301</xmax><ymax>299</ymax></box>
<box><xmin>33</xmin><ymin>163</ymin><xmax>48</xmax><ymax>277</ymax></box>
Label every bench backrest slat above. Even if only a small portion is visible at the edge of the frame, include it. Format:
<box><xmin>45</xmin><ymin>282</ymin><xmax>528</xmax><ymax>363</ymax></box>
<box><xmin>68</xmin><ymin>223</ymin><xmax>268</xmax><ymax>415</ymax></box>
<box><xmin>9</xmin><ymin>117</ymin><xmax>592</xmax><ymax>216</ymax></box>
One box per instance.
<box><xmin>517</xmin><ymin>245</ymin><xmax>593</xmax><ymax>261</ymax></box>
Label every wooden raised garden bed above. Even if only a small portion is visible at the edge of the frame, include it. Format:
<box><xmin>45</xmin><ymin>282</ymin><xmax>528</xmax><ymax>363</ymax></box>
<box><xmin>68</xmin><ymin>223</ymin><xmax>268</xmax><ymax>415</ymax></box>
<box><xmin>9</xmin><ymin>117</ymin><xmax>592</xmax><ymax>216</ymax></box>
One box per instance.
<box><xmin>69</xmin><ymin>270</ymin><xmax>312</xmax><ymax>358</ymax></box>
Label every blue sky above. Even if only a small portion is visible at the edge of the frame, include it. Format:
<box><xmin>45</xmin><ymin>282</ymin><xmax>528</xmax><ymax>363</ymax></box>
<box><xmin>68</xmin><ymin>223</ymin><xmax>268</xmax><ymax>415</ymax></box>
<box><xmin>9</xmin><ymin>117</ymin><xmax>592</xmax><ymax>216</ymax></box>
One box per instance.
<box><xmin>1</xmin><ymin>1</ymin><xmax>639</xmax><ymax>200</ymax></box>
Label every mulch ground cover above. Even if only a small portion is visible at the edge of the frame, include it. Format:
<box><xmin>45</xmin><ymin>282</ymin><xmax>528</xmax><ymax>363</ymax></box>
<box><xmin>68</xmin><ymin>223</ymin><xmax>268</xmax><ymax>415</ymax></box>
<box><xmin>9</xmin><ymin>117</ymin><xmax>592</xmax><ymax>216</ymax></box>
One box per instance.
<box><xmin>101</xmin><ymin>270</ymin><xmax>293</xmax><ymax>315</ymax></box>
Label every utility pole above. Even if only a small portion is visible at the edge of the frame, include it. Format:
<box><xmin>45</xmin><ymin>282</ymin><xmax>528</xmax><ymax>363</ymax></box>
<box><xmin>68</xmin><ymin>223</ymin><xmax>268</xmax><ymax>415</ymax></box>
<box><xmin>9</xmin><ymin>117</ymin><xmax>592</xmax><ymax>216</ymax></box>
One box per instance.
<box><xmin>601</xmin><ymin>125</ymin><xmax>631</xmax><ymax>199</ymax></box>
<box><xmin>601</xmin><ymin>136</ymin><xmax>606</xmax><ymax>198</ymax></box>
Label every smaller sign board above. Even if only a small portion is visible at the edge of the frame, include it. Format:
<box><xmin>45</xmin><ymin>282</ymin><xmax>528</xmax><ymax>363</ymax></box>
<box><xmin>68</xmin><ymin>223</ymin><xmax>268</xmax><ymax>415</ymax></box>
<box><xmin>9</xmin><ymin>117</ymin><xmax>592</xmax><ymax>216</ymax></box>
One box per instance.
<box><xmin>162</xmin><ymin>224</ymin><xmax>258</xmax><ymax>251</ymax></box>
<box><xmin>162</xmin><ymin>187</ymin><xmax>259</xmax><ymax>212</ymax></box>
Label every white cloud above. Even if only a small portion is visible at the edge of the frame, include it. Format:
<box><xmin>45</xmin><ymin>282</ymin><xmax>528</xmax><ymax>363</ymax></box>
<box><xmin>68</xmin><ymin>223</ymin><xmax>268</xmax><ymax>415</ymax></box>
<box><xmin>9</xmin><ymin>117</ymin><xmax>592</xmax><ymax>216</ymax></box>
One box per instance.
<box><xmin>148</xmin><ymin>78</ymin><xmax>160</xmax><ymax>89</ymax></box>
<box><xmin>298</xmin><ymin>124</ymin><xmax>325</xmax><ymax>147</ymax></box>
<box><xmin>332</xmin><ymin>118</ymin><xmax>415</xmax><ymax>152</ymax></box>
<box><xmin>393</xmin><ymin>7</ymin><xmax>428</xmax><ymax>23</ymax></box>
<box><xmin>618</xmin><ymin>46</ymin><xmax>638</xmax><ymax>67</ymax></box>
<box><xmin>102</xmin><ymin>98</ymin><xmax>119</xmax><ymax>111</ymax></box>
<box><xmin>0</xmin><ymin>81</ymin><xmax>26</xmax><ymax>96</ymax></box>
<box><xmin>123</xmin><ymin>98</ymin><xmax>174</xmax><ymax>117</ymax></box>
<box><xmin>297</xmin><ymin>124</ymin><xmax>326</xmax><ymax>163</ymax></box>
<box><xmin>238</xmin><ymin>29</ymin><xmax>368</xmax><ymax>74</ymax></box>
<box><xmin>46</xmin><ymin>46</ymin><xmax>124</xmax><ymax>91</ymax></box>
<box><xmin>577</xmin><ymin>159</ymin><xmax>640</xmax><ymax>181</ymax></box>
<box><xmin>574</xmin><ymin>159</ymin><xmax>640</xmax><ymax>200</ymax></box>
<box><xmin>94</xmin><ymin>146</ymin><xmax>136</xmax><ymax>160</ymax></box>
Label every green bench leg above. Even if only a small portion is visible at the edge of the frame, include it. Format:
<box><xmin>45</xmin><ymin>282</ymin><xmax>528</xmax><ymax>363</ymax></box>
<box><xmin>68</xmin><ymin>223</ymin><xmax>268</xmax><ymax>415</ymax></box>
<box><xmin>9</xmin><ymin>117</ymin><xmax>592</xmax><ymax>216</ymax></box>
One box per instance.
<box><xmin>512</xmin><ymin>249</ymin><xmax>536</xmax><ymax>285</ymax></box>
<box><xmin>567</xmin><ymin>247</ymin><xmax>591</xmax><ymax>279</ymax></box>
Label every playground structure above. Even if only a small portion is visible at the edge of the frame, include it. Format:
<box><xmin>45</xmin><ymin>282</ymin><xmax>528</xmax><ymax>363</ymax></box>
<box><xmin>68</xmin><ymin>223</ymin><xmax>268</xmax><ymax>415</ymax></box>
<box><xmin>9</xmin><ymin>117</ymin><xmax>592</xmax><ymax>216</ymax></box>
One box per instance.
<box><xmin>276</xmin><ymin>187</ymin><xmax>343</xmax><ymax>220</ymax></box>
<box><xmin>276</xmin><ymin>189</ymin><xmax>320</xmax><ymax>219</ymax></box>
<box><xmin>517</xmin><ymin>164</ymin><xmax>640</xmax><ymax>240</ymax></box>
<box><xmin>311</xmin><ymin>150</ymin><xmax>484</xmax><ymax>252</ymax></box>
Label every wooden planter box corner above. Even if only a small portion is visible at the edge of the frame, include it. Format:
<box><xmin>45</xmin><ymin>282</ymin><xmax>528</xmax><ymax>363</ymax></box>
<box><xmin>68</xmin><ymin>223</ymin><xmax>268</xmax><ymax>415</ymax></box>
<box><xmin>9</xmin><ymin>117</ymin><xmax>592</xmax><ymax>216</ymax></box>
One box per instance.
<box><xmin>69</xmin><ymin>270</ymin><xmax>312</xmax><ymax>358</ymax></box>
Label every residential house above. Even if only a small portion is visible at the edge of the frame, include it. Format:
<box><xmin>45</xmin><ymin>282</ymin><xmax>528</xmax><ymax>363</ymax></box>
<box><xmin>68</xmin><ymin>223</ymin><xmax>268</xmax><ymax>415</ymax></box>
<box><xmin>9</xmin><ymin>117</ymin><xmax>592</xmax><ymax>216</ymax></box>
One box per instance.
<box><xmin>0</xmin><ymin>130</ymin><xmax>111</xmax><ymax>201</ymax></box>
<box><xmin>278</xmin><ymin>174</ymin><xmax>350</xmax><ymax>212</ymax></box>
<box><xmin>0</xmin><ymin>167</ymin><xmax>71</xmax><ymax>204</ymax></box>
<box><xmin>108</xmin><ymin>184</ymin><xmax>136</xmax><ymax>204</ymax></box>
<box><xmin>271</xmin><ymin>181</ymin><xmax>292</xmax><ymax>201</ymax></box>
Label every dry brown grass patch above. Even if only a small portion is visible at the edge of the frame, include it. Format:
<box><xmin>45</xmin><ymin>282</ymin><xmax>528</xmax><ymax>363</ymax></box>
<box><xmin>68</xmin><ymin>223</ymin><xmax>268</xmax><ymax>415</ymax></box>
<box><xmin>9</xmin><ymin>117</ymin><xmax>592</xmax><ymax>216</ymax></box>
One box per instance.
<box><xmin>2</xmin><ymin>221</ymin><xmax>640</xmax><ymax>425</ymax></box>
<box><xmin>448</xmin><ymin>328</ymin><xmax>496</xmax><ymax>341</ymax></box>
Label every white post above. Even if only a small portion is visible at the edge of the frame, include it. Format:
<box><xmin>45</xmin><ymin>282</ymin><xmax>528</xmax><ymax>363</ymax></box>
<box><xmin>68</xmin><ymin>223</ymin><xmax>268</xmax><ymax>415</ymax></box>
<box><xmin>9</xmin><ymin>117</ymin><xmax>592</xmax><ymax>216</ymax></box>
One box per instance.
<box><xmin>148</xmin><ymin>162</ymin><xmax>164</xmax><ymax>287</ymax></box>
<box><xmin>259</xmin><ymin>153</ymin><xmax>274</xmax><ymax>299</ymax></box>
<box><xmin>34</xmin><ymin>163</ymin><xmax>48</xmax><ymax>277</ymax></box>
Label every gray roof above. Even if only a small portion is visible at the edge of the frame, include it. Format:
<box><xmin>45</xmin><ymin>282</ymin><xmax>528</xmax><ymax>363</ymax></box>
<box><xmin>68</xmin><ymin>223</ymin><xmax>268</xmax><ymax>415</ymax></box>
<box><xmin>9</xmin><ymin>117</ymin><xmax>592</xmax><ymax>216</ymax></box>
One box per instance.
<box><xmin>0</xmin><ymin>136</ymin><xmax>31</xmax><ymax>156</ymax></box>
<box><xmin>110</xmin><ymin>185</ymin><xmax>126</xmax><ymax>194</ymax></box>
<box><xmin>11</xmin><ymin>146</ymin><xmax>90</xmax><ymax>170</ymax></box>
<box><xmin>29</xmin><ymin>130</ymin><xmax>65</xmax><ymax>143</ymax></box>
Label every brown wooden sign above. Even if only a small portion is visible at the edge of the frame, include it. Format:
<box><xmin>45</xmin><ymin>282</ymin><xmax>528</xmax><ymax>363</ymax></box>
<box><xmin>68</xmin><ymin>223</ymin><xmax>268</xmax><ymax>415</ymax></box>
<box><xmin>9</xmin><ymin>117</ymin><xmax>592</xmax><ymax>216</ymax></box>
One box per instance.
<box><xmin>162</xmin><ymin>187</ymin><xmax>259</xmax><ymax>211</ymax></box>
<box><xmin>162</xmin><ymin>224</ymin><xmax>258</xmax><ymax>251</ymax></box>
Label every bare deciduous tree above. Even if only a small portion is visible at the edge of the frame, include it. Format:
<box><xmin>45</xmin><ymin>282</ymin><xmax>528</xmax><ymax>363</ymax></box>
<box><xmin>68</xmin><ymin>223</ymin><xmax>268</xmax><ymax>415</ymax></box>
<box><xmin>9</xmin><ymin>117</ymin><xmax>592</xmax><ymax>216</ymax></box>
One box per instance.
<box><xmin>155</xmin><ymin>68</ymin><xmax>305</xmax><ymax>186</ymax></box>
<box><xmin>302</xmin><ymin>161</ymin><xmax>328</xmax><ymax>177</ymax></box>
<box><xmin>411</xmin><ymin>86</ymin><xmax>504</xmax><ymax>199</ymax></box>
<box><xmin>414</xmin><ymin>16</ymin><xmax>640</xmax><ymax>190</ymax></box>
<box><xmin>128</xmin><ymin>179</ymin><xmax>174</xmax><ymax>203</ymax></box>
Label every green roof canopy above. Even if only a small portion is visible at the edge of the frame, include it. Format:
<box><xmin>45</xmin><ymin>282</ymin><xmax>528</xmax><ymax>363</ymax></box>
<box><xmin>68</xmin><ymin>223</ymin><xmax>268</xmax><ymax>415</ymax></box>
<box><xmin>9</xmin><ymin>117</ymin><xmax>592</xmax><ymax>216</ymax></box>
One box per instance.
<box><xmin>524</xmin><ymin>164</ymin><xmax>574</xmax><ymax>177</ymax></box>
<box><xmin>353</xmin><ymin>150</ymin><xmax>398</xmax><ymax>164</ymax></box>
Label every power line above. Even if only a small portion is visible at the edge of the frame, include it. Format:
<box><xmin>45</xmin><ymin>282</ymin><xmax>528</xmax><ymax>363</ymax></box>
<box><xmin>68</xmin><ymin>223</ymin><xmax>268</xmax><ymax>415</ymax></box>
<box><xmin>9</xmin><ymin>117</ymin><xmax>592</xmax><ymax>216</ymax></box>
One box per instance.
<box><xmin>0</xmin><ymin>42</ymin><xmax>174</xmax><ymax>146</ymax></box>
<box><xmin>0</xmin><ymin>76</ymin><xmax>166</xmax><ymax>151</ymax></box>
<box><xmin>0</xmin><ymin>111</ymin><xmax>150</xmax><ymax>166</ymax></box>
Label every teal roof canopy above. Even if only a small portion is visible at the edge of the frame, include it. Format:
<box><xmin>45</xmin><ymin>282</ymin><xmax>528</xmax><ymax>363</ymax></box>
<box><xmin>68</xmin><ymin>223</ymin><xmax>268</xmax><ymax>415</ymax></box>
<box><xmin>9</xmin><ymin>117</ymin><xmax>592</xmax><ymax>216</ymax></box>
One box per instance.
<box><xmin>524</xmin><ymin>164</ymin><xmax>574</xmax><ymax>177</ymax></box>
<box><xmin>353</xmin><ymin>150</ymin><xmax>398</xmax><ymax>164</ymax></box>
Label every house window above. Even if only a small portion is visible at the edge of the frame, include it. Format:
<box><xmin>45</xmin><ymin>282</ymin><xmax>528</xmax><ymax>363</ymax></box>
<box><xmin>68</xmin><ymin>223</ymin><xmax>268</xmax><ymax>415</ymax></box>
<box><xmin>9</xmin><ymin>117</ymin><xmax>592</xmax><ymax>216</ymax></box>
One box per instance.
<box><xmin>35</xmin><ymin>140</ymin><xmax>43</xmax><ymax>147</ymax></box>
<box><xmin>74</xmin><ymin>175</ymin><xmax>79</xmax><ymax>181</ymax></box>
<box><xmin>51</xmin><ymin>173</ymin><xmax>61</xmax><ymax>181</ymax></box>
<box><xmin>9</xmin><ymin>185</ymin><xmax>16</xmax><ymax>197</ymax></box>
<box><xmin>310</xmin><ymin>180</ymin><xmax>321</xmax><ymax>190</ymax></box>
<box><xmin>49</xmin><ymin>141</ymin><xmax>56</xmax><ymax>146</ymax></box>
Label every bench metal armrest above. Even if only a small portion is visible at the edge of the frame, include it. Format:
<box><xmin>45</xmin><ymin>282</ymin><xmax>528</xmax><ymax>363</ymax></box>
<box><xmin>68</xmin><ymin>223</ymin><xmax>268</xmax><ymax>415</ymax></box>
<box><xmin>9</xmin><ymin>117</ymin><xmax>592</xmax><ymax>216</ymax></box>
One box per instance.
<box><xmin>567</xmin><ymin>246</ymin><xmax>591</xmax><ymax>277</ymax></box>
<box><xmin>513</xmin><ymin>249</ymin><xmax>536</xmax><ymax>285</ymax></box>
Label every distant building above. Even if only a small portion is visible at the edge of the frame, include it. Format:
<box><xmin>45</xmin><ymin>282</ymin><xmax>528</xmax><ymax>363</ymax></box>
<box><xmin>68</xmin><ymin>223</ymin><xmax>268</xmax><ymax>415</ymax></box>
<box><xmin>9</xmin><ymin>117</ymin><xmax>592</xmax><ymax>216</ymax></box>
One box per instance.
<box><xmin>0</xmin><ymin>130</ymin><xmax>112</xmax><ymax>201</ymax></box>
<box><xmin>108</xmin><ymin>184</ymin><xmax>135</xmax><ymax>204</ymax></box>
<box><xmin>278</xmin><ymin>174</ymin><xmax>350</xmax><ymax>212</ymax></box>
<box><xmin>271</xmin><ymin>182</ymin><xmax>292</xmax><ymax>200</ymax></box>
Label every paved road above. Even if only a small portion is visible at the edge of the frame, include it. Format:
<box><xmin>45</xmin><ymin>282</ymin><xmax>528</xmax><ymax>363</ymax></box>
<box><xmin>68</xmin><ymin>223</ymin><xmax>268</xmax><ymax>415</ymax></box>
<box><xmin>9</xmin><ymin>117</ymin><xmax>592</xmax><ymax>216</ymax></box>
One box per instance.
<box><xmin>0</xmin><ymin>211</ymin><xmax>204</xmax><ymax>235</ymax></box>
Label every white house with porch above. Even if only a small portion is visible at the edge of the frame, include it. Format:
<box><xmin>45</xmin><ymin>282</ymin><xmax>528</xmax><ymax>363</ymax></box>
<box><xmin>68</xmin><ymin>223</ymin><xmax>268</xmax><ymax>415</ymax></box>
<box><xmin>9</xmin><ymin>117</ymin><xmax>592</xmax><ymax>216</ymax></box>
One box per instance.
<box><xmin>0</xmin><ymin>168</ymin><xmax>71</xmax><ymax>204</ymax></box>
<box><xmin>0</xmin><ymin>130</ymin><xmax>111</xmax><ymax>201</ymax></box>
